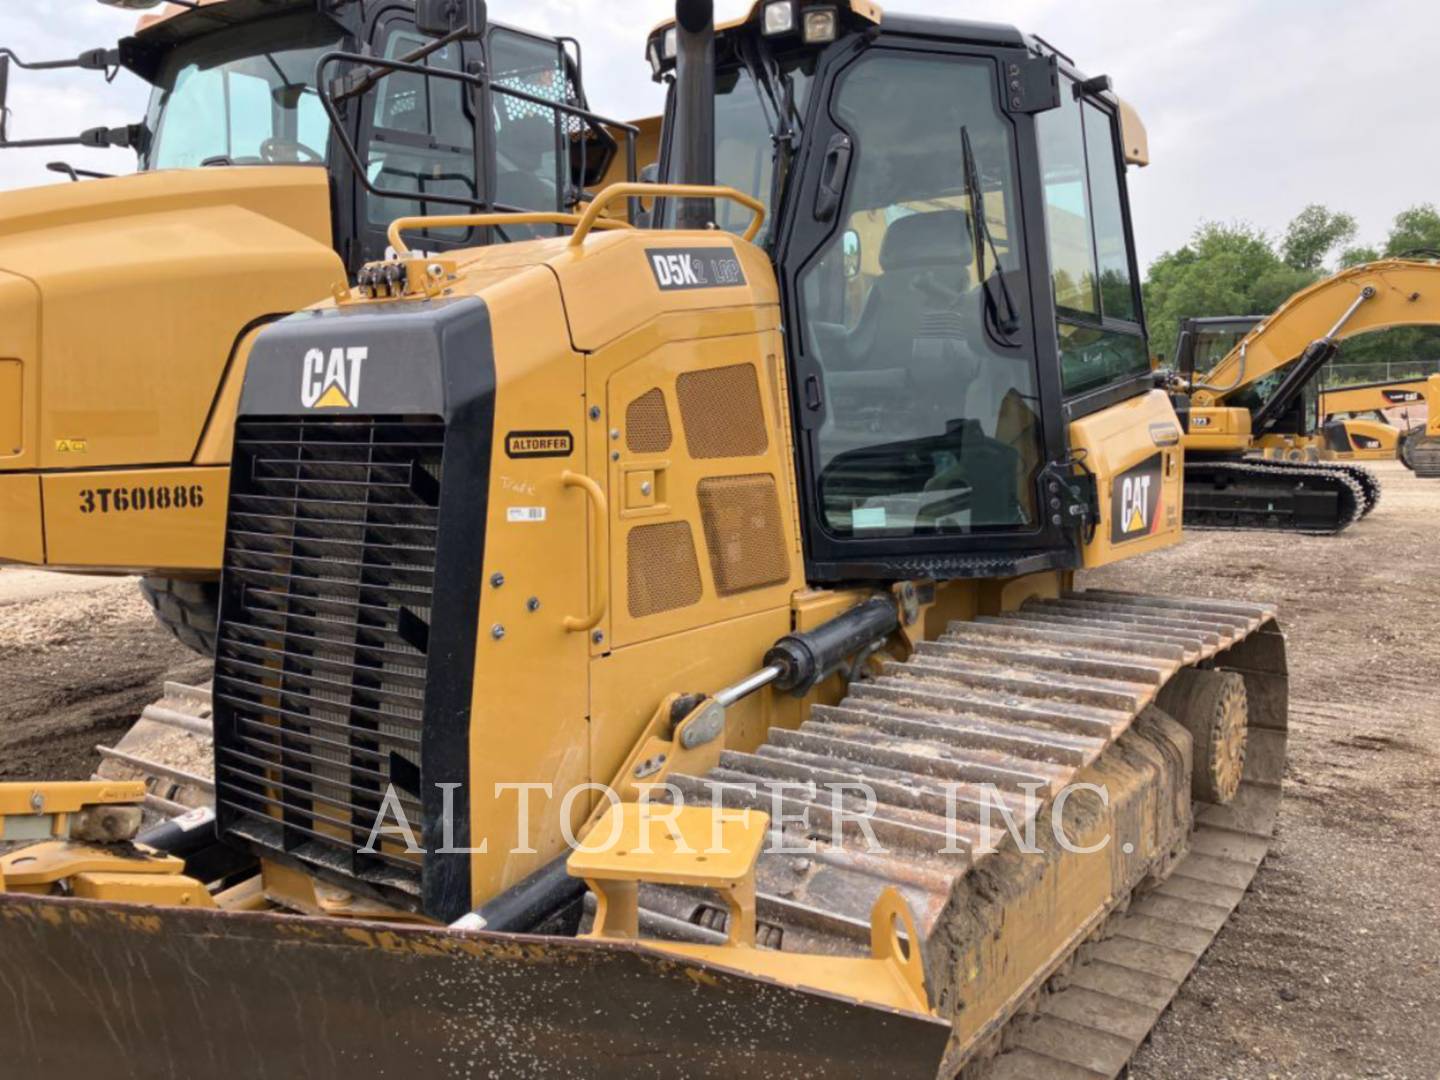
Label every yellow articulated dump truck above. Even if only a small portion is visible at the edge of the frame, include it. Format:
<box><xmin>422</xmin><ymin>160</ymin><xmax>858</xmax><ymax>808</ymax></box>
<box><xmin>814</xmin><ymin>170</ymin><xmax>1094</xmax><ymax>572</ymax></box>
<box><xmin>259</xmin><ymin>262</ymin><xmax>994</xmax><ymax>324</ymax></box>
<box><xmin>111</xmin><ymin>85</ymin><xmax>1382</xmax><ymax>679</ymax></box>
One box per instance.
<box><xmin>0</xmin><ymin>0</ymin><xmax>640</xmax><ymax>652</ymax></box>
<box><xmin>0</xmin><ymin>3</ymin><xmax>1289</xmax><ymax>1077</ymax></box>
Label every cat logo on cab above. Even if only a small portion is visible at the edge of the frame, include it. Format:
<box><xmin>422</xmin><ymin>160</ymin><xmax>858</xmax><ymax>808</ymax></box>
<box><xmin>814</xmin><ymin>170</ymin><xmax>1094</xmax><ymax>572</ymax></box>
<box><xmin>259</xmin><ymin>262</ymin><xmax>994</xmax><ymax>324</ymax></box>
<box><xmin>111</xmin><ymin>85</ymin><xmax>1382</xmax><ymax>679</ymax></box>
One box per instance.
<box><xmin>301</xmin><ymin>346</ymin><xmax>367</xmax><ymax>409</ymax></box>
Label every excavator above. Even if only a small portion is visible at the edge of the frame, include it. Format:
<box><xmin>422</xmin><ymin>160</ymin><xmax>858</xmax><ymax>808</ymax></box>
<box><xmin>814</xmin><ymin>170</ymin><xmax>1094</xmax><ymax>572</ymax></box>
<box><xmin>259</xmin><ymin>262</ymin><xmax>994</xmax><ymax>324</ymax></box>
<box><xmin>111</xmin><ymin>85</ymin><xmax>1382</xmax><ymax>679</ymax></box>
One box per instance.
<box><xmin>0</xmin><ymin>0</ymin><xmax>648</xmax><ymax>656</ymax></box>
<box><xmin>1319</xmin><ymin>375</ymin><xmax>1440</xmax><ymax>475</ymax></box>
<box><xmin>1170</xmin><ymin>258</ymin><xmax>1440</xmax><ymax>532</ymax></box>
<box><xmin>0</xmin><ymin>3</ymin><xmax>1289</xmax><ymax>1077</ymax></box>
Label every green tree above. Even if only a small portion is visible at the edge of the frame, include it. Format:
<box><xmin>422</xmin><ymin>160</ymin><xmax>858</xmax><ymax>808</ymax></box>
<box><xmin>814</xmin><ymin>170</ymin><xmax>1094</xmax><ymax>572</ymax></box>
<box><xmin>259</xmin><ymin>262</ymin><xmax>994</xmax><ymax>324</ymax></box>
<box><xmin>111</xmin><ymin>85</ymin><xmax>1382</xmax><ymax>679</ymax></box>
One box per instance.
<box><xmin>1144</xmin><ymin>222</ymin><xmax>1316</xmax><ymax>362</ymax></box>
<box><xmin>1338</xmin><ymin>245</ymin><xmax>1380</xmax><ymax>268</ymax></box>
<box><xmin>1281</xmin><ymin>204</ymin><xmax>1357</xmax><ymax>271</ymax></box>
<box><xmin>1383</xmin><ymin>204</ymin><xmax>1440</xmax><ymax>257</ymax></box>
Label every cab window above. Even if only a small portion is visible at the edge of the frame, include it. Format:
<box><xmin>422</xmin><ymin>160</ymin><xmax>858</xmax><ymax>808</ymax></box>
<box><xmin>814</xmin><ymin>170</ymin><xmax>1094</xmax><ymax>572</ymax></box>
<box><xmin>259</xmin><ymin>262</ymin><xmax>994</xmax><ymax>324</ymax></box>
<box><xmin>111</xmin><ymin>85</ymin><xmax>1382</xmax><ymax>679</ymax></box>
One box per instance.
<box><xmin>798</xmin><ymin>53</ymin><xmax>1043</xmax><ymax>538</ymax></box>
<box><xmin>1037</xmin><ymin>80</ymin><xmax>1147</xmax><ymax>396</ymax></box>
<box><xmin>365</xmin><ymin>28</ymin><xmax>476</xmax><ymax>239</ymax></box>
<box><xmin>489</xmin><ymin>29</ymin><xmax>567</xmax><ymax>239</ymax></box>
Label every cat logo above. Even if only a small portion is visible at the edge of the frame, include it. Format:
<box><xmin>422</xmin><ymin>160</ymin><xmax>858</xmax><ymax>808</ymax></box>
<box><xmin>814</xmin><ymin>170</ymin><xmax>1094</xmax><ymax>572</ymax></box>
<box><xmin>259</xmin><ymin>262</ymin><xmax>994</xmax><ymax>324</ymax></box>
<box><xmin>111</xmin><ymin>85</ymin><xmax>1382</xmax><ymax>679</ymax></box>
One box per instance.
<box><xmin>301</xmin><ymin>346</ymin><xmax>367</xmax><ymax>410</ymax></box>
<box><xmin>1383</xmin><ymin>390</ymin><xmax>1422</xmax><ymax>404</ymax></box>
<box><xmin>1110</xmin><ymin>453</ymin><xmax>1164</xmax><ymax>545</ymax></box>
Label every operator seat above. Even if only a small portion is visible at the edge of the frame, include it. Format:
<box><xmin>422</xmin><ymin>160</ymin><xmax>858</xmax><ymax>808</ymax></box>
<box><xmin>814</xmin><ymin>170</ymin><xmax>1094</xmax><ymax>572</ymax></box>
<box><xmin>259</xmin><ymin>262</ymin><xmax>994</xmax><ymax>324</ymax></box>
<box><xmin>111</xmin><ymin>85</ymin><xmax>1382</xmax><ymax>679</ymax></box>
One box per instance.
<box><xmin>846</xmin><ymin>208</ymin><xmax>979</xmax><ymax>386</ymax></box>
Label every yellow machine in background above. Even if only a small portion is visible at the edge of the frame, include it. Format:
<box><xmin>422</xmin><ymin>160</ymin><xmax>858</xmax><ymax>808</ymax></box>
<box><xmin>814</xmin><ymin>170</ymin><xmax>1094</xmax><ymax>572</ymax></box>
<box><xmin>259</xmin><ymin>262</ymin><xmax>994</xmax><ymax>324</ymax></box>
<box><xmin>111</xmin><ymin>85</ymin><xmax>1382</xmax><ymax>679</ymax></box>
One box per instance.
<box><xmin>0</xmin><ymin>4</ymin><xmax>1288</xmax><ymax>1077</ymax></box>
<box><xmin>1318</xmin><ymin>374</ymin><xmax>1440</xmax><ymax>475</ymax></box>
<box><xmin>0</xmin><ymin>0</ymin><xmax>641</xmax><ymax>651</ymax></box>
<box><xmin>1170</xmin><ymin>259</ymin><xmax>1440</xmax><ymax>531</ymax></box>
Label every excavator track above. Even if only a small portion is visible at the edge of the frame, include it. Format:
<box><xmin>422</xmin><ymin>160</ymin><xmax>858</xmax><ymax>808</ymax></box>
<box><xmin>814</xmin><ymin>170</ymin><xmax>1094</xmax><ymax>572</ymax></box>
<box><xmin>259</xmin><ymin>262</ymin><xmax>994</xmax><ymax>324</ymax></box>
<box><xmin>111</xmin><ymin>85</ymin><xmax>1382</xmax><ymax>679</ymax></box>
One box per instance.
<box><xmin>92</xmin><ymin>681</ymin><xmax>215</xmax><ymax>823</ymax></box>
<box><xmin>636</xmin><ymin>589</ymin><xmax>1287</xmax><ymax>1078</ymax></box>
<box><xmin>1184</xmin><ymin>458</ymin><xmax>1368</xmax><ymax>534</ymax></box>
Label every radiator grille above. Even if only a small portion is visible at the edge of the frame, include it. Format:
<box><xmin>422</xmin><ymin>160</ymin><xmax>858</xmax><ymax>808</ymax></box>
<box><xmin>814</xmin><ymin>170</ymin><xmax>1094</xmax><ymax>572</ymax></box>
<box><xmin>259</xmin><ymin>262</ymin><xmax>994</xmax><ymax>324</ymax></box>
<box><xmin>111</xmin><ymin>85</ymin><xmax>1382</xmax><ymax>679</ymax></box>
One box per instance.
<box><xmin>697</xmin><ymin>474</ymin><xmax>791</xmax><ymax>596</ymax></box>
<box><xmin>626</xmin><ymin>388</ymin><xmax>673</xmax><ymax>454</ymax></box>
<box><xmin>627</xmin><ymin>521</ymin><xmax>703</xmax><ymax>617</ymax></box>
<box><xmin>214</xmin><ymin>416</ymin><xmax>446</xmax><ymax>897</ymax></box>
<box><xmin>677</xmin><ymin>364</ymin><xmax>769</xmax><ymax>459</ymax></box>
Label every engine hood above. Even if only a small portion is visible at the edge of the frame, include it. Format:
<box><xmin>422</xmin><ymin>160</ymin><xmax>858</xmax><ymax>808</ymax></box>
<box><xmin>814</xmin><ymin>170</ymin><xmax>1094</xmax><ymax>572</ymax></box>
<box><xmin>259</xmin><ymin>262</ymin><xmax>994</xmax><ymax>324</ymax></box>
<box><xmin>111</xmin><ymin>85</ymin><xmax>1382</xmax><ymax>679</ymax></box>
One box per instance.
<box><xmin>0</xmin><ymin>166</ymin><xmax>343</xmax><ymax>471</ymax></box>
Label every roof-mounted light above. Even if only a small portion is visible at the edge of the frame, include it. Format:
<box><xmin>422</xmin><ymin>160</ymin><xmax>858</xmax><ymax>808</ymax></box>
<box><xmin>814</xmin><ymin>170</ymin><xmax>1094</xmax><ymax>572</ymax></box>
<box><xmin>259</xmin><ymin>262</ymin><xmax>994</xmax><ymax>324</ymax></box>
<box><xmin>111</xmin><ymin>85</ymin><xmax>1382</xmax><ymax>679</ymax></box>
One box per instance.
<box><xmin>803</xmin><ymin>7</ymin><xmax>838</xmax><ymax>43</ymax></box>
<box><xmin>663</xmin><ymin>26</ymin><xmax>679</xmax><ymax>59</ymax></box>
<box><xmin>763</xmin><ymin>1</ymin><xmax>796</xmax><ymax>36</ymax></box>
<box><xmin>648</xmin><ymin>39</ymin><xmax>664</xmax><ymax>77</ymax></box>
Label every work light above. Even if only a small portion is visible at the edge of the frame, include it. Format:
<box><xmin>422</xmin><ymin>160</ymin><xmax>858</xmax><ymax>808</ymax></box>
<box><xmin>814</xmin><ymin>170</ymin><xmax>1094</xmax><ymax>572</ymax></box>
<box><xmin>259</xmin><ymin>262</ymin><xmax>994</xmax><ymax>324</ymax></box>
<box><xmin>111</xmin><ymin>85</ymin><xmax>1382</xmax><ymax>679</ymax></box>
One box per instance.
<box><xmin>763</xmin><ymin>1</ymin><xmax>796</xmax><ymax>35</ymax></box>
<box><xmin>803</xmin><ymin>7</ymin><xmax>838</xmax><ymax>43</ymax></box>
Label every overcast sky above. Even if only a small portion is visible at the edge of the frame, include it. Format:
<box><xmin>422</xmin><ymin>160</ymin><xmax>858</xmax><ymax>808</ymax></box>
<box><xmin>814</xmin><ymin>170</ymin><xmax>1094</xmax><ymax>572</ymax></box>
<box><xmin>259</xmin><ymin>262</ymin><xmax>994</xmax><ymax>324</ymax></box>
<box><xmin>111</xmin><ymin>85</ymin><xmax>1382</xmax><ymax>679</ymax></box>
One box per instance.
<box><xmin>2</xmin><ymin>0</ymin><xmax>1436</xmax><ymax>270</ymax></box>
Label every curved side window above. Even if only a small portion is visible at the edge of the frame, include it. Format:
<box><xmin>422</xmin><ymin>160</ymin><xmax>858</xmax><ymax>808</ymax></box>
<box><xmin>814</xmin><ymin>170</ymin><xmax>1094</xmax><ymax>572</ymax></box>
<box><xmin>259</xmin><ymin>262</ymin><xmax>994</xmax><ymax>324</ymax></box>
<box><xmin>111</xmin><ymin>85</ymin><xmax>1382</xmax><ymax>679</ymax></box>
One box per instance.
<box><xmin>1037</xmin><ymin>80</ymin><xmax>1148</xmax><ymax>396</ymax></box>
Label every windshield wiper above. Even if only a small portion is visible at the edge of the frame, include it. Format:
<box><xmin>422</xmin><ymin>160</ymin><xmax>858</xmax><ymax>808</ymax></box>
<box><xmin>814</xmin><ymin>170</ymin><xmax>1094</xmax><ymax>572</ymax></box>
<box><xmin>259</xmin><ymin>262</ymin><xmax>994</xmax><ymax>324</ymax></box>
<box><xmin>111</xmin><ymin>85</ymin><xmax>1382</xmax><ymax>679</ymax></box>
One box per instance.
<box><xmin>960</xmin><ymin>125</ymin><xmax>1021</xmax><ymax>341</ymax></box>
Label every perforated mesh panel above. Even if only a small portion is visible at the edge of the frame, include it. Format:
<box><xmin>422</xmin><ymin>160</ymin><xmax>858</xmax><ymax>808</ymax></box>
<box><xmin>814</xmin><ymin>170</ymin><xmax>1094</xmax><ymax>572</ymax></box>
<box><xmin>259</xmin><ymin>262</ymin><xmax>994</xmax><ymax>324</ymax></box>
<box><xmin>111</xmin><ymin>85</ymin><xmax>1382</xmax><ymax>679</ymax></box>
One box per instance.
<box><xmin>677</xmin><ymin>364</ymin><xmax>769</xmax><ymax>459</ymax></box>
<box><xmin>697</xmin><ymin>475</ymin><xmax>790</xmax><ymax>597</ymax></box>
<box><xmin>627</xmin><ymin>522</ymin><xmax>703</xmax><ymax>617</ymax></box>
<box><xmin>626</xmin><ymin>388</ymin><xmax>673</xmax><ymax>454</ymax></box>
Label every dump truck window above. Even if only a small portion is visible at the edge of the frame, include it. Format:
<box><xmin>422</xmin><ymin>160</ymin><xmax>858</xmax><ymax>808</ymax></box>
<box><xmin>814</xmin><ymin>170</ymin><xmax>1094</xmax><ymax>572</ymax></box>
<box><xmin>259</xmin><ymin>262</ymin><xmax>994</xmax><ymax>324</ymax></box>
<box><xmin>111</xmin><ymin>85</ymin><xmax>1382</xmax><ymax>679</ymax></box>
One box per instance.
<box><xmin>798</xmin><ymin>52</ymin><xmax>1042</xmax><ymax>538</ymax></box>
<box><xmin>489</xmin><ymin>29</ymin><xmax>567</xmax><ymax>238</ymax></box>
<box><xmin>144</xmin><ymin>12</ymin><xmax>339</xmax><ymax>170</ymax></box>
<box><xmin>366</xmin><ymin>29</ymin><xmax>476</xmax><ymax>238</ymax></box>
<box><xmin>1037</xmin><ymin>80</ymin><xmax>1148</xmax><ymax>396</ymax></box>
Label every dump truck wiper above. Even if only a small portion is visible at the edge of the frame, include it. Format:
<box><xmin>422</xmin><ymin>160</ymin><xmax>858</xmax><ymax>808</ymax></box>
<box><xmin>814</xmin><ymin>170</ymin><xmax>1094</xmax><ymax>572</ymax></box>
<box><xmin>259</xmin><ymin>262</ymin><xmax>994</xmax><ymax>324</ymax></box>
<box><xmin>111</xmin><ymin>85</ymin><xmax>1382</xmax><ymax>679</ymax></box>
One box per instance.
<box><xmin>961</xmin><ymin>124</ymin><xmax>1022</xmax><ymax>341</ymax></box>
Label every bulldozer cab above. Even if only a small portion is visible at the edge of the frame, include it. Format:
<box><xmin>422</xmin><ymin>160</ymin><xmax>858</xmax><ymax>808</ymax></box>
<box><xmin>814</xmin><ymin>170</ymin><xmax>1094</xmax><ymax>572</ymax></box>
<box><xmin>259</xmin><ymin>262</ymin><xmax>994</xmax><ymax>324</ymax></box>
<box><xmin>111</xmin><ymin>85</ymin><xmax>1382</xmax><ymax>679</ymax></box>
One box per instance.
<box><xmin>1</xmin><ymin>0</ymin><xmax>622</xmax><ymax>272</ymax></box>
<box><xmin>650</xmin><ymin>3</ymin><xmax>1153</xmax><ymax>579</ymax></box>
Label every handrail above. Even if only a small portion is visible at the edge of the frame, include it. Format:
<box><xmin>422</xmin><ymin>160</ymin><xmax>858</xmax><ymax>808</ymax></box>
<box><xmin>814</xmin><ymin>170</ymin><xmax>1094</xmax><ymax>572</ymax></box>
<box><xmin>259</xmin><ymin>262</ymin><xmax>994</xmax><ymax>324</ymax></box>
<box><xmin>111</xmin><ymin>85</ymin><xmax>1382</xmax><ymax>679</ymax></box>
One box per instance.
<box><xmin>569</xmin><ymin>183</ymin><xmax>767</xmax><ymax>248</ymax></box>
<box><xmin>561</xmin><ymin>471</ymin><xmax>609</xmax><ymax>634</ymax></box>
<box><xmin>388</xmin><ymin>212</ymin><xmax>632</xmax><ymax>257</ymax></box>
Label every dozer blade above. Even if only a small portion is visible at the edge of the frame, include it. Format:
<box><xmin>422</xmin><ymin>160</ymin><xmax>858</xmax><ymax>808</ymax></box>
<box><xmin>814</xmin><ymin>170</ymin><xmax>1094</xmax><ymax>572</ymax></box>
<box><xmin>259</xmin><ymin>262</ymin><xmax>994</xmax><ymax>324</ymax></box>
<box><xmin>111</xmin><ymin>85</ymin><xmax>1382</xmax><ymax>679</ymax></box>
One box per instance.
<box><xmin>0</xmin><ymin>894</ymin><xmax>949</xmax><ymax>1079</ymax></box>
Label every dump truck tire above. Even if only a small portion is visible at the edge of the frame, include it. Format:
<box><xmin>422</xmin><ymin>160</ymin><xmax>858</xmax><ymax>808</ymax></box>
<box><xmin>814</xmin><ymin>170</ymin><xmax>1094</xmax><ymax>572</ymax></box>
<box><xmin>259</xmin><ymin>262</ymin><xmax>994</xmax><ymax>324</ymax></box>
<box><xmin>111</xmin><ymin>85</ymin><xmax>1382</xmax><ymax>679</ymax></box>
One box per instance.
<box><xmin>139</xmin><ymin>577</ymin><xmax>220</xmax><ymax>657</ymax></box>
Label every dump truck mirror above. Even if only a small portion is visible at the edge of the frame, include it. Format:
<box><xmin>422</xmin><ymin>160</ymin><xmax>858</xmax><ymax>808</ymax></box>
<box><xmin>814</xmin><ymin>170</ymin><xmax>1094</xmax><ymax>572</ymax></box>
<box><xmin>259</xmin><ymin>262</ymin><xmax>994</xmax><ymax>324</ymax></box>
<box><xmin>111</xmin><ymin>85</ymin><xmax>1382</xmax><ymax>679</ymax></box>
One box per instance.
<box><xmin>843</xmin><ymin>230</ymin><xmax>861</xmax><ymax>279</ymax></box>
<box><xmin>416</xmin><ymin>0</ymin><xmax>488</xmax><ymax>38</ymax></box>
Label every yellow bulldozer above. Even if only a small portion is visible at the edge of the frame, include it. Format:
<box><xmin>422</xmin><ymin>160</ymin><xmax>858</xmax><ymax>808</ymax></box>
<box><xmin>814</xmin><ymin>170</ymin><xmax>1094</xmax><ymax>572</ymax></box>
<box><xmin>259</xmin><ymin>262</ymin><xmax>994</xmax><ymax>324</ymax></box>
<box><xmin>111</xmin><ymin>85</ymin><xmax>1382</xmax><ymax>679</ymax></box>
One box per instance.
<box><xmin>0</xmin><ymin>0</ymin><xmax>648</xmax><ymax>654</ymax></box>
<box><xmin>0</xmin><ymin>3</ymin><xmax>1289</xmax><ymax>1076</ymax></box>
<box><xmin>1169</xmin><ymin>258</ymin><xmax>1440</xmax><ymax>532</ymax></box>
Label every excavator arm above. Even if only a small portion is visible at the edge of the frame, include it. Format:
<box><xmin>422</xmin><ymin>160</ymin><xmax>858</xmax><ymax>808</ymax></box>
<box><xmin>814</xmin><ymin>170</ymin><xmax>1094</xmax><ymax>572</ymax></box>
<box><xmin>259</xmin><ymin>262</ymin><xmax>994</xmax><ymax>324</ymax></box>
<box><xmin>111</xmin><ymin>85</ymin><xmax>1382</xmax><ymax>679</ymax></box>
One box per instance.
<box><xmin>1320</xmin><ymin>374</ymin><xmax>1438</xmax><ymax>420</ymax></box>
<box><xmin>1191</xmin><ymin>260</ymin><xmax>1440</xmax><ymax>408</ymax></box>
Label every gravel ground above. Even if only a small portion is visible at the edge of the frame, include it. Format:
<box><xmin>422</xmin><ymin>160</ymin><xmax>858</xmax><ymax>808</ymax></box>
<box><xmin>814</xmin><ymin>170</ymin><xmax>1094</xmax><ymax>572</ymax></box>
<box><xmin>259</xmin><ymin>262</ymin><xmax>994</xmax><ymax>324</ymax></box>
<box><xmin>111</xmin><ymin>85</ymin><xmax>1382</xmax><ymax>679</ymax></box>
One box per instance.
<box><xmin>1</xmin><ymin>462</ymin><xmax>1436</xmax><ymax>1077</ymax></box>
<box><xmin>1089</xmin><ymin>461</ymin><xmax>1440</xmax><ymax>1080</ymax></box>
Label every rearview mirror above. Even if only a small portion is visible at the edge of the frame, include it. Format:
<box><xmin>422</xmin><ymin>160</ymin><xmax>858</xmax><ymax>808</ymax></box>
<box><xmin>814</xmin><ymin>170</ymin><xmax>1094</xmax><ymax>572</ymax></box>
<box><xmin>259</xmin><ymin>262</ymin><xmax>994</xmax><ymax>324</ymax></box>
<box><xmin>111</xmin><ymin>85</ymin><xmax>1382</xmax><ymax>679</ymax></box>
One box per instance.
<box><xmin>416</xmin><ymin>0</ymin><xmax>488</xmax><ymax>38</ymax></box>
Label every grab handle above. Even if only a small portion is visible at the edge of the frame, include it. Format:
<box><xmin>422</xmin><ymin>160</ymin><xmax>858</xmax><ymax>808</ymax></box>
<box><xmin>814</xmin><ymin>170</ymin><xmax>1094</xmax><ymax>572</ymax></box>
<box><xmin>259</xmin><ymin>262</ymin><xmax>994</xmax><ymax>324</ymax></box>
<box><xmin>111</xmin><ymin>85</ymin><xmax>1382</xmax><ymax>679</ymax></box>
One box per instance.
<box><xmin>387</xmin><ymin>212</ymin><xmax>631</xmax><ymax>257</ymax></box>
<box><xmin>562</xmin><ymin>470</ymin><xmax>609</xmax><ymax>634</ymax></box>
<box><xmin>569</xmin><ymin>183</ymin><xmax>767</xmax><ymax>248</ymax></box>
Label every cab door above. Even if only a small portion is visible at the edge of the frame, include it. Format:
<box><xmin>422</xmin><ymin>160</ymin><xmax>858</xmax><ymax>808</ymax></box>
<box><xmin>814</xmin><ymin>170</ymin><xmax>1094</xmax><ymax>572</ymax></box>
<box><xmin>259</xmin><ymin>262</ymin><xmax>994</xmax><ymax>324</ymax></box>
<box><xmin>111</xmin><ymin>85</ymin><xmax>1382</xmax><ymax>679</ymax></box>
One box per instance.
<box><xmin>348</xmin><ymin>9</ymin><xmax>485</xmax><ymax>268</ymax></box>
<box><xmin>776</xmin><ymin>40</ymin><xmax>1072</xmax><ymax>580</ymax></box>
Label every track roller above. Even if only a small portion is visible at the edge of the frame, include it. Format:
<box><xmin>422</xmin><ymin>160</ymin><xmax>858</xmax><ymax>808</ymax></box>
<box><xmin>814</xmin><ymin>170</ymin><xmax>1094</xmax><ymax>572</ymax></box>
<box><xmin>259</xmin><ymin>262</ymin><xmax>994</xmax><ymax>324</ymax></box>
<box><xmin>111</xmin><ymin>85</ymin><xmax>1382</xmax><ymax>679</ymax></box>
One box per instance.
<box><xmin>1155</xmin><ymin>668</ymin><xmax>1248</xmax><ymax>805</ymax></box>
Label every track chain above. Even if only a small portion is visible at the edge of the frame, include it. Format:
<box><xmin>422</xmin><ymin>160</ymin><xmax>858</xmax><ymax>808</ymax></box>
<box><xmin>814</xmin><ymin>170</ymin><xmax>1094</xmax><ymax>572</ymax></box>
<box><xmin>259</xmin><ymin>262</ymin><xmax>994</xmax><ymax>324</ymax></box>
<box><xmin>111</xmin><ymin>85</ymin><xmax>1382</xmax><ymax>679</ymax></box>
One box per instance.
<box><xmin>1185</xmin><ymin>459</ymin><xmax>1367</xmax><ymax>535</ymax></box>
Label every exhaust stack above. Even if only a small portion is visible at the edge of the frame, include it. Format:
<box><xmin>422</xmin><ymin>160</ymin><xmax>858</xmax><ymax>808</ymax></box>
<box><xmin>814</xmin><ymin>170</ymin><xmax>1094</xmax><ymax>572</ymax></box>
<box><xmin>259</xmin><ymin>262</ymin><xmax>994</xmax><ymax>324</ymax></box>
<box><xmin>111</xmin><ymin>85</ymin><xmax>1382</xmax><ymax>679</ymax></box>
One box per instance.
<box><xmin>672</xmin><ymin>0</ymin><xmax>715</xmax><ymax>229</ymax></box>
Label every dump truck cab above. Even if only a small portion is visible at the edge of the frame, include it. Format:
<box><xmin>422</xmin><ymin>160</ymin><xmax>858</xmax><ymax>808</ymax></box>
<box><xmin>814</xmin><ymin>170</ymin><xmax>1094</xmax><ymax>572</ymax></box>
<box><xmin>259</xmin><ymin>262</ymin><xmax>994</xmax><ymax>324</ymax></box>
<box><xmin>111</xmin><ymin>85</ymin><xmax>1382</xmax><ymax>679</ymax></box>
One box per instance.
<box><xmin>0</xmin><ymin>0</ymin><xmax>629</xmax><ymax>650</ymax></box>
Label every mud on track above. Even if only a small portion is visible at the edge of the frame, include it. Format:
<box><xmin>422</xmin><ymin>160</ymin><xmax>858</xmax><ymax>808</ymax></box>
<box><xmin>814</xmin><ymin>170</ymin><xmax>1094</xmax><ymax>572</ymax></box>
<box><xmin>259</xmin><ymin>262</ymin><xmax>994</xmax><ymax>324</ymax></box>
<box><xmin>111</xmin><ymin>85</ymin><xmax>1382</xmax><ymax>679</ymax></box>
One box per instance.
<box><xmin>1</xmin><ymin>463</ymin><xmax>1437</xmax><ymax>1077</ymax></box>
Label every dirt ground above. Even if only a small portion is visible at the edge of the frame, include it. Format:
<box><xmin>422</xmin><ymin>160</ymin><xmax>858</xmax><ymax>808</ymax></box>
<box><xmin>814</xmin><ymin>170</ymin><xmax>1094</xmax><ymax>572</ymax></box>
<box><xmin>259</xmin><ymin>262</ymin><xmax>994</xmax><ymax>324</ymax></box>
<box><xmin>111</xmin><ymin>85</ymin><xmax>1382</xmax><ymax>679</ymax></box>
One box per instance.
<box><xmin>1090</xmin><ymin>461</ymin><xmax>1440</xmax><ymax>1080</ymax></box>
<box><xmin>1</xmin><ymin>462</ymin><xmax>1436</xmax><ymax>1077</ymax></box>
